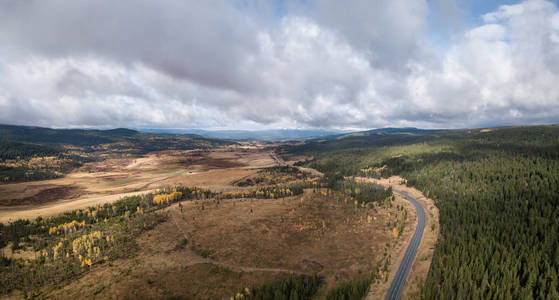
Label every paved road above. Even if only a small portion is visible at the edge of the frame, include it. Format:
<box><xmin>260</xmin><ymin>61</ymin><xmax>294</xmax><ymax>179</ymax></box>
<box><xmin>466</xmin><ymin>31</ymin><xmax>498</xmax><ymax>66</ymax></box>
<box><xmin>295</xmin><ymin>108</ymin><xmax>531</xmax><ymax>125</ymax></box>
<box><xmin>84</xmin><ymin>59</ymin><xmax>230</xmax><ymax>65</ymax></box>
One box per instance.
<box><xmin>270</xmin><ymin>152</ymin><xmax>287</xmax><ymax>166</ymax></box>
<box><xmin>385</xmin><ymin>189</ymin><xmax>426</xmax><ymax>300</ymax></box>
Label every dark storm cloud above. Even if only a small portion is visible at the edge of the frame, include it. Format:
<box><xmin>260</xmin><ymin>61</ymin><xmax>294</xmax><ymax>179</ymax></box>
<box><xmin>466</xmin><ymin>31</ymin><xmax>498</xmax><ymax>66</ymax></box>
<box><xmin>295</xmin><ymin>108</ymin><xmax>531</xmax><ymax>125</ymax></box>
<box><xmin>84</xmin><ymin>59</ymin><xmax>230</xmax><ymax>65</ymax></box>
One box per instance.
<box><xmin>0</xmin><ymin>0</ymin><xmax>259</xmax><ymax>93</ymax></box>
<box><xmin>0</xmin><ymin>0</ymin><xmax>559</xmax><ymax>130</ymax></box>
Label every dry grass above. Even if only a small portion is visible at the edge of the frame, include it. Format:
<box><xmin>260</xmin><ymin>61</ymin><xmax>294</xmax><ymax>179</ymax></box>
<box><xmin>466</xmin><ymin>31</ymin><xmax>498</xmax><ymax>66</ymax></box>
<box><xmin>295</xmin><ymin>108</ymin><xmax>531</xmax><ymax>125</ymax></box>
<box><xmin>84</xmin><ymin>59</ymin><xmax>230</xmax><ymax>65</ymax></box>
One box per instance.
<box><xmin>0</xmin><ymin>148</ymin><xmax>275</xmax><ymax>223</ymax></box>
<box><xmin>168</xmin><ymin>190</ymin><xmax>407</xmax><ymax>294</ymax></box>
<box><xmin>0</xmin><ymin>186</ymin><xmax>84</xmax><ymax>207</ymax></box>
<box><xmin>39</xmin><ymin>216</ymin><xmax>285</xmax><ymax>300</ymax></box>
<box><xmin>0</xmin><ymin>147</ymin><xmax>424</xmax><ymax>299</ymax></box>
<box><xmin>30</xmin><ymin>188</ymin><xmax>409</xmax><ymax>298</ymax></box>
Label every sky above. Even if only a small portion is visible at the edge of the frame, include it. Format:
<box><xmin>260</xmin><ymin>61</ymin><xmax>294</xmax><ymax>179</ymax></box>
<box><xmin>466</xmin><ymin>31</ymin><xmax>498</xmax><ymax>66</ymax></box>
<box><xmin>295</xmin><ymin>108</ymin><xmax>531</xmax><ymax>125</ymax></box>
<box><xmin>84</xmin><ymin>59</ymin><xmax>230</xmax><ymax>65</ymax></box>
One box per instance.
<box><xmin>1</xmin><ymin>0</ymin><xmax>559</xmax><ymax>130</ymax></box>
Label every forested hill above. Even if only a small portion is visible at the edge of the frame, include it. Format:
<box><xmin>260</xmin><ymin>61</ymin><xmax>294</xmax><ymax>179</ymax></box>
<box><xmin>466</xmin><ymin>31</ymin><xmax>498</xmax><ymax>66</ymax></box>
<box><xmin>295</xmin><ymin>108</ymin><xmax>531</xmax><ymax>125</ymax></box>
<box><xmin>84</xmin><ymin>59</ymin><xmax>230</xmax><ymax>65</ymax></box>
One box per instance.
<box><xmin>0</xmin><ymin>124</ymin><xmax>234</xmax><ymax>151</ymax></box>
<box><xmin>0</xmin><ymin>141</ymin><xmax>61</xmax><ymax>161</ymax></box>
<box><xmin>0</xmin><ymin>124</ymin><xmax>237</xmax><ymax>183</ymax></box>
<box><xmin>287</xmin><ymin>127</ymin><xmax>443</xmax><ymax>156</ymax></box>
<box><xmin>285</xmin><ymin>125</ymin><xmax>559</xmax><ymax>299</ymax></box>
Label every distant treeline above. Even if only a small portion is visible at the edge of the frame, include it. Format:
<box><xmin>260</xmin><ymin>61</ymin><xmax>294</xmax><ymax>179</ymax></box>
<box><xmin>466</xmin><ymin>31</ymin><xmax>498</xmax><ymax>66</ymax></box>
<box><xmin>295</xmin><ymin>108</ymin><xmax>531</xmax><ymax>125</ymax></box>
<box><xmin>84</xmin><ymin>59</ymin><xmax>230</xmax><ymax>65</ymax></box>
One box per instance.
<box><xmin>0</xmin><ymin>124</ymin><xmax>235</xmax><ymax>151</ymax></box>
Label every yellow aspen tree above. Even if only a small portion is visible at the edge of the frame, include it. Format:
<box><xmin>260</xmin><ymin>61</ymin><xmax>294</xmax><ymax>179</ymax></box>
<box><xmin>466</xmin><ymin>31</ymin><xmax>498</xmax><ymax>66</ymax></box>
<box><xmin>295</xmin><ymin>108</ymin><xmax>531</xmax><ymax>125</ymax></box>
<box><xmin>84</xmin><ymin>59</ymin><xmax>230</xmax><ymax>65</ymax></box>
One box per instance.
<box><xmin>392</xmin><ymin>227</ymin><xmax>399</xmax><ymax>238</ymax></box>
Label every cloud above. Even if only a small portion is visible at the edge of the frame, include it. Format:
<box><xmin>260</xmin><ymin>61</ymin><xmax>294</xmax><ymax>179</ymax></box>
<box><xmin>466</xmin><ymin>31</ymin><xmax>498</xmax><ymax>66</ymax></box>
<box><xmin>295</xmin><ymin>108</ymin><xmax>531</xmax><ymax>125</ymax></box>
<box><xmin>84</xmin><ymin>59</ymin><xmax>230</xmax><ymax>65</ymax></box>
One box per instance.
<box><xmin>407</xmin><ymin>0</ymin><xmax>559</xmax><ymax>127</ymax></box>
<box><xmin>0</xmin><ymin>0</ymin><xmax>558</xmax><ymax>130</ymax></box>
<box><xmin>295</xmin><ymin>0</ymin><xmax>429</xmax><ymax>71</ymax></box>
<box><xmin>0</xmin><ymin>0</ymin><xmax>260</xmax><ymax>92</ymax></box>
<box><xmin>433</xmin><ymin>0</ymin><xmax>463</xmax><ymax>33</ymax></box>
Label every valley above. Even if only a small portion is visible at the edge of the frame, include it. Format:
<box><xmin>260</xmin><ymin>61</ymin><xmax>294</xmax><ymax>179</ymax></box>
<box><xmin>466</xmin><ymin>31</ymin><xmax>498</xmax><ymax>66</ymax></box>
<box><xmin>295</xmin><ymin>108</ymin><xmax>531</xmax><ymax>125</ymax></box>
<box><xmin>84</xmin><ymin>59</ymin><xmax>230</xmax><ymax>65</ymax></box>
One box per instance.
<box><xmin>0</xmin><ymin>147</ymin><xmax>274</xmax><ymax>223</ymax></box>
<box><xmin>0</xmin><ymin>128</ymin><xmax>429</xmax><ymax>299</ymax></box>
<box><xmin>3</xmin><ymin>124</ymin><xmax>558</xmax><ymax>299</ymax></box>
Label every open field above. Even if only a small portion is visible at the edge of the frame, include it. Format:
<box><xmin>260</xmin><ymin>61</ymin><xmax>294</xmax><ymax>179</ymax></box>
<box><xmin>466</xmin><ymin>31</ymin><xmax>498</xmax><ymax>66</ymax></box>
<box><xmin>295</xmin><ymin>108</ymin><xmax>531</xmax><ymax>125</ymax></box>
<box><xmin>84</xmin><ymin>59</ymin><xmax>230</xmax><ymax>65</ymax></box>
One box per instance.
<box><xmin>28</xmin><ymin>188</ymin><xmax>412</xmax><ymax>299</ymax></box>
<box><xmin>0</xmin><ymin>147</ymin><xmax>276</xmax><ymax>223</ymax></box>
<box><xmin>0</xmin><ymin>142</ymin><xmax>419</xmax><ymax>299</ymax></box>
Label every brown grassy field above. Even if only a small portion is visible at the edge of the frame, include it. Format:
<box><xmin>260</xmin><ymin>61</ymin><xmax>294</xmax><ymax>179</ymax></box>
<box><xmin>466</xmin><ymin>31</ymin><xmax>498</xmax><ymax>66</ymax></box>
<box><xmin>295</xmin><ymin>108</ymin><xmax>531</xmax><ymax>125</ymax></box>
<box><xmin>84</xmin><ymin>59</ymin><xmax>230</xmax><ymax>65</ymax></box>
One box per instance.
<box><xmin>35</xmin><ymin>188</ymin><xmax>412</xmax><ymax>299</ymax></box>
<box><xmin>0</xmin><ymin>147</ymin><xmax>275</xmax><ymax>223</ymax></box>
<box><xmin>1</xmin><ymin>146</ymin><xmax>426</xmax><ymax>299</ymax></box>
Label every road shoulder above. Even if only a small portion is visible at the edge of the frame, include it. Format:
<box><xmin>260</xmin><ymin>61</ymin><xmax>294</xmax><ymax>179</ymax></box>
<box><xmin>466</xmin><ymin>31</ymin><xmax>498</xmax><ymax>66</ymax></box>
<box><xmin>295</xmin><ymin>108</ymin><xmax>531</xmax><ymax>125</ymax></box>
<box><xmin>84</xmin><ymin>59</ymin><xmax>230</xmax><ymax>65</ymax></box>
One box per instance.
<box><xmin>358</xmin><ymin>176</ymin><xmax>440</xmax><ymax>299</ymax></box>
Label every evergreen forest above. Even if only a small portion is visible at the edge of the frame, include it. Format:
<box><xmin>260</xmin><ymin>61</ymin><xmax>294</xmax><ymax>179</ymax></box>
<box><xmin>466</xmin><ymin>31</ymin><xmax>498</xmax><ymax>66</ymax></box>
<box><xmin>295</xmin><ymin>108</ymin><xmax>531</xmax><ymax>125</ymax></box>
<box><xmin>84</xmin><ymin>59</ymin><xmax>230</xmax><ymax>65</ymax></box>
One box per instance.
<box><xmin>285</xmin><ymin>125</ymin><xmax>559</xmax><ymax>299</ymax></box>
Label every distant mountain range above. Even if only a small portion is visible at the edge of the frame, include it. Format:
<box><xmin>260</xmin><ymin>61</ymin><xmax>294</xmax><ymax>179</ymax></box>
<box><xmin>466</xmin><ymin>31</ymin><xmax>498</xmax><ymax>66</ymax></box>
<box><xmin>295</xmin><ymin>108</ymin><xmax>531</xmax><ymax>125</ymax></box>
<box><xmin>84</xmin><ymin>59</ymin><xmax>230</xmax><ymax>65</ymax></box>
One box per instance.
<box><xmin>139</xmin><ymin>128</ymin><xmax>347</xmax><ymax>141</ymax></box>
<box><xmin>0</xmin><ymin>123</ymin><xmax>444</xmax><ymax>143</ymax></box>
<box><xmin>0</xmin><ymin>124</ymin><xmax>232</xmax><ymax>149</ymax></box>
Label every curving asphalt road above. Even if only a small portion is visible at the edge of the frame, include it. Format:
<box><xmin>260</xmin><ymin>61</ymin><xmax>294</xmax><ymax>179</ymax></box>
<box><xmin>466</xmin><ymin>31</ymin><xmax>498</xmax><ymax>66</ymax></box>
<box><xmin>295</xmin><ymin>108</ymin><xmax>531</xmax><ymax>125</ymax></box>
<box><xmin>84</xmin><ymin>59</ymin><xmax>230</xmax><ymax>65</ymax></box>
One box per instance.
<box><xmin>385</xmin><ymin>189</ymin><xmax>426</xmax><ymax>300</ymax></box>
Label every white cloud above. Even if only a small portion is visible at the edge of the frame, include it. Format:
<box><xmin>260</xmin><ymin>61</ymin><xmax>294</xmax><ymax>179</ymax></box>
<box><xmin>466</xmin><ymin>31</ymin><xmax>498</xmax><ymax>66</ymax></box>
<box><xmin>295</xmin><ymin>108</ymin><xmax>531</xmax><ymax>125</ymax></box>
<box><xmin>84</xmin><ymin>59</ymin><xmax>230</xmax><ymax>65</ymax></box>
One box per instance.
<box><xmin>483</xmin><ymin>3</ymin><xmax>526</xmax><ymax>23</ymax></box>
<box><xmin>466</xmin><ymin>24</ymin><xmax>507</xmax><ymax>41</ymax></box>
<box><xmin>407</xmin><ymin>0</ymin><xmax>559</xmax><ymax>127</ymax></box>
<box><xmin>0</xmin><ymin>0</ymin><xmax>559</xmax><ymax>130</ymax></box>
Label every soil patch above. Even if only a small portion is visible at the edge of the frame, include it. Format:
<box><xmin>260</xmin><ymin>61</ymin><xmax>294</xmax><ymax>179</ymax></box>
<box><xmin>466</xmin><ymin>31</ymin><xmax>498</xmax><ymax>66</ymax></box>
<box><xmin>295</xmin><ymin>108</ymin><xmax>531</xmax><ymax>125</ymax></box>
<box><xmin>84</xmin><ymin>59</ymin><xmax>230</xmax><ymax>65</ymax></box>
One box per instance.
<box><xmin>180</xmin><ymin>157</ymin><xmax>246</xmax><ymax>169</ymax></box>
<box><xmin>0</xmin><ymin>186</ymin><xmax>84</xmax><ymax>207</ymax></box>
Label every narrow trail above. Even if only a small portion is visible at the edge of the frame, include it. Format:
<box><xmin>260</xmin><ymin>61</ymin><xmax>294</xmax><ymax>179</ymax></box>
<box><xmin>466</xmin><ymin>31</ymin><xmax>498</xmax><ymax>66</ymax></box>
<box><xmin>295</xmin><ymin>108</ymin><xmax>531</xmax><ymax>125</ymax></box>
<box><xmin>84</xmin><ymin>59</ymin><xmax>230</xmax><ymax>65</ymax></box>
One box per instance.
<box><xmin>270</xmin><ymin>152</ymin><xmax>287</xmax><ymax>166</ymax></box>
<box><xmin>168</xmin><ymin>204</ymin><xmax>309</xmax><ymax>275</ymax></box>
<box><xmin>135</xmin><ymin>172</ymin><xmax>184</xmax><ymax>191</ymax></box>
